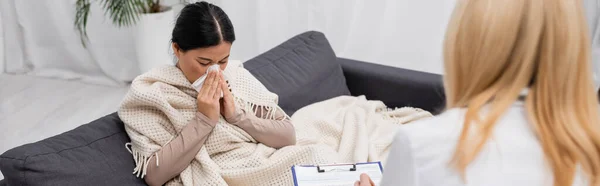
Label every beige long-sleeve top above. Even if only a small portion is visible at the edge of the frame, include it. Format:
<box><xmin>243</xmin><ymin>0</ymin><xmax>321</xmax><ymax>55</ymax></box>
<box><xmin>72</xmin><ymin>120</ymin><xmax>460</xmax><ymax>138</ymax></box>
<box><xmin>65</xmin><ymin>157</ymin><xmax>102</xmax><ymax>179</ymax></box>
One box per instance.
<box><xmin>143</xmin><ymin>107</ymin><xmax>295</xmax><ymax>186</ymax></box>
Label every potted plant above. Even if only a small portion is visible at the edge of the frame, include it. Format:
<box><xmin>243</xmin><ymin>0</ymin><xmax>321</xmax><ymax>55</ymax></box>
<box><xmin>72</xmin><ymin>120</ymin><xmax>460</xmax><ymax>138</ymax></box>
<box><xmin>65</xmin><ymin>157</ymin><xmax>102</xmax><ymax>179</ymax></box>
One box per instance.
<box><xmin>75</xmin><ymin>0</ymin><xmax>186</xmax><ymax>73</ymax></box>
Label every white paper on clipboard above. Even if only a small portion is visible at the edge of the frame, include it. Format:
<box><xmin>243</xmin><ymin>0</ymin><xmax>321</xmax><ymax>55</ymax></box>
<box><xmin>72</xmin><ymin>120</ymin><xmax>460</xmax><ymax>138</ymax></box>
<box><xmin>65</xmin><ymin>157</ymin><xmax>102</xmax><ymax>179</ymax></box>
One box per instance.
<box><xmin>291</xmin><ymin>162</ymin><xmax>383</xmax><ymax>186</ymax></box>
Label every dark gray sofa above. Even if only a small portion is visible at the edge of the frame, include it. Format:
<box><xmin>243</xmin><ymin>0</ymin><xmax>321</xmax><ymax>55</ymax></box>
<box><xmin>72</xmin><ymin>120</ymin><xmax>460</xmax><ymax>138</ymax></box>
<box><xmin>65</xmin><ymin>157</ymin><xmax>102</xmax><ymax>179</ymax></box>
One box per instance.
<box><xmin>0</xmin><ymin>31</ymin><xmax>444</xmax><ymax>186</ymax></box>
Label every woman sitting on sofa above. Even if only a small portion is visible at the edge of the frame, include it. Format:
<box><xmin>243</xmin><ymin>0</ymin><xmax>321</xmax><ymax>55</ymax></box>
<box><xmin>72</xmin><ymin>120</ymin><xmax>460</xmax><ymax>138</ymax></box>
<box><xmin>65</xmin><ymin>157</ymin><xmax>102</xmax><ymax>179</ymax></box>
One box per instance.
<box><xmin>119</xmin><ymin>2</ymin><xmax>295</xmax><ymax>186</ymax></box>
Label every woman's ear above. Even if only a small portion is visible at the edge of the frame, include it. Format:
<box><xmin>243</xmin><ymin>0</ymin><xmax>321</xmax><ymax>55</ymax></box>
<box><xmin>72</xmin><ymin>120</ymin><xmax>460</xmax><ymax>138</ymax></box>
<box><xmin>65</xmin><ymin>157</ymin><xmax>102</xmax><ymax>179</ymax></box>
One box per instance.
<box><xmin>172</xmin><ymin>43</ymin><xmax>182</xmax><ymax>58</ymax></box>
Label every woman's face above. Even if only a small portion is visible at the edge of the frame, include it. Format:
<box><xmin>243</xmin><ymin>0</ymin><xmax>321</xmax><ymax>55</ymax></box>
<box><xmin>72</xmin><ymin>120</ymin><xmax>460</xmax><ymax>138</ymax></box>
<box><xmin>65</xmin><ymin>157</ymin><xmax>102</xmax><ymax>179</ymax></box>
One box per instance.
<box><xmin>173</xmin><ymin>42</ymin><xmax>232</xmax><ymax>83</ymax></box>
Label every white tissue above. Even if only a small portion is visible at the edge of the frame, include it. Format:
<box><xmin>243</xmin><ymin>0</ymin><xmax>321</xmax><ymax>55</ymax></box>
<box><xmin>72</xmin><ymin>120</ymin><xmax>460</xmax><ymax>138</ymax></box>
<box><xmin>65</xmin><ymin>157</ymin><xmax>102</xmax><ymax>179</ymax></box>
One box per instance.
<box><xmin>191</xmin><ymin>64</ymin><xmax>225</xmax><ymax>98</ymax></box>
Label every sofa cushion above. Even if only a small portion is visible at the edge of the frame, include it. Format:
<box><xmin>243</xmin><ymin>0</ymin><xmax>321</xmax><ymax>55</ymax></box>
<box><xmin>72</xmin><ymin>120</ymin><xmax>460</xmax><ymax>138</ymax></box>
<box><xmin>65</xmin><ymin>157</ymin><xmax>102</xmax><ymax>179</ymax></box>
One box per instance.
<box><xmin>0</xmin><ymin>113</ymin><xmax>146</xmax><ymax>186</ymax></box>
<box><xmin>244</xmin><ymin>31</ymin><xmax>351</xmax><ymax>115</ymax></box>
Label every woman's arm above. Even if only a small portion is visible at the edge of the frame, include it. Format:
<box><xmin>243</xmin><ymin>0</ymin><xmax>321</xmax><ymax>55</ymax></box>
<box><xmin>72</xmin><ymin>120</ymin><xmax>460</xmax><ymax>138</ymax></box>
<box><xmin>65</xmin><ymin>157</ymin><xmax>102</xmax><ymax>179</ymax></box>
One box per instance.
<box><xmin>379</xmin><ymin>129</ymin><xmax>417</xmax><ymax>186</ymax></box>
<box><xmin>144</xmin><ymin>112</ymin><xmax>217</xmax><ymax>186</ymax></box>
<box><xmin>226</xmin><ymin>107</ymin><xmax>296</xmax><ymax>149</ymax></box>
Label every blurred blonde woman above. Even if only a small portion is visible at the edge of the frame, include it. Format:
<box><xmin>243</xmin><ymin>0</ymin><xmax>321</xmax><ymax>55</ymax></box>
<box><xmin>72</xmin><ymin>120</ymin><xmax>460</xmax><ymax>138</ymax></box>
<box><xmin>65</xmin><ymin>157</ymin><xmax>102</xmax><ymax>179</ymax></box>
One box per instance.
<box><xmin>355</xmin><ymin>0</ymin><xmax>600</xmax><ymax>186</ymax></box>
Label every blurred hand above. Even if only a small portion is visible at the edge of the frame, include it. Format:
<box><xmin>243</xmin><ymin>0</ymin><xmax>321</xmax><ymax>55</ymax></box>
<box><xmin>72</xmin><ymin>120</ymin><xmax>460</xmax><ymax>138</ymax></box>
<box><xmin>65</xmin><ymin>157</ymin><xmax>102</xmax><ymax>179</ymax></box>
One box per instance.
<box><xmin>354</xmin><ymin>173</ymin><xmax>375</xmax><ymax>186</ymax></box>
<box><xmin>196</xmin><ymin>70</ymin><xmax>221</xmax><ymax>123</ymax></box>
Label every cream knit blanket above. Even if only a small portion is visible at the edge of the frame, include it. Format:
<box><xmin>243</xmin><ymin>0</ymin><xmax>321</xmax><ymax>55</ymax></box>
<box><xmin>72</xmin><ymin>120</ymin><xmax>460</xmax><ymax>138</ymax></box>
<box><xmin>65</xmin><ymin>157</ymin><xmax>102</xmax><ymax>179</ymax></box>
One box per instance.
<box><xmin>118</xmin><ymin>61</ymin><xmax>432</xmax><ymax>185</ymax></box>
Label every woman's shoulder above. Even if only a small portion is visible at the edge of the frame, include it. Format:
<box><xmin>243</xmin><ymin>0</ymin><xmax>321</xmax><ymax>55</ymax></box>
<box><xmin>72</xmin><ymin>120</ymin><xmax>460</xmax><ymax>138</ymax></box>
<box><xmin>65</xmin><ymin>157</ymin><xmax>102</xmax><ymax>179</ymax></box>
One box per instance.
<box><xmin>382</xmin><ymin>109</ymin><xmax>468</xmax><ymax>186</ymax></box>
<box><xmin>397</xmin><ymin>108</ymin><xmax>465</xmax><ymax>137</ymax></box>
<box><xmin>394</xmin><ymin>108</ymin><xmax>466</xmax><ymax>153</ymax></box>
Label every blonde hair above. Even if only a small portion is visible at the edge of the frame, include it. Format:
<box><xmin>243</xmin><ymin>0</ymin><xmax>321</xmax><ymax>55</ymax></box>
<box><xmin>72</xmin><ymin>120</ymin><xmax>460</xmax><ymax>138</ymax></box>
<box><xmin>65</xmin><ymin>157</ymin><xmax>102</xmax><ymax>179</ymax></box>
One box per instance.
<box><xmin>444</xmin><ymin>0</ymin><xmax>600</xmax><ymax>185</ymax></box>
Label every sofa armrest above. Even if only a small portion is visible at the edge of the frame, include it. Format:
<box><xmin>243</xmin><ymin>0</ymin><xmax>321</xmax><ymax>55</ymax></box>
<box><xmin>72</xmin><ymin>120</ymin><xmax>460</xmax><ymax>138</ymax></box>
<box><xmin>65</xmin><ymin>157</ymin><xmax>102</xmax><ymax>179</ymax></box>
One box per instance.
<box><xmin>338</xmin><ymin>58</ymin><xmax>446</xmax><ymax>114</ymax></box>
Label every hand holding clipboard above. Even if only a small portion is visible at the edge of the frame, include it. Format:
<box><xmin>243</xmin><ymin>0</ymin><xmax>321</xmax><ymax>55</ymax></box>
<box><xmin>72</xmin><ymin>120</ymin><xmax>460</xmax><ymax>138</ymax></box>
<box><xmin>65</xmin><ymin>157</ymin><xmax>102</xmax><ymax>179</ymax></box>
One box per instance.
<box><xmin>355</xmin><ymin>173</ymin><xmax>376</xmax><ymax>186</ymax></box>
<box><xmin>291</xmin><ymin>162</ymin><xmax>382</xmax><ymax>186</ymax></box>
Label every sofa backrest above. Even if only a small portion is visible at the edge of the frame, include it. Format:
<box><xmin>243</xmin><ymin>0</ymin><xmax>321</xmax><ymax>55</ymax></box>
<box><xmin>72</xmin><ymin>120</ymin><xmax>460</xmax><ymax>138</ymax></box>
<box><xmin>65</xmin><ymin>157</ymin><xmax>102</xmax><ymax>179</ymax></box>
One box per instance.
<box><xmin>338</xmin><ymin>58</ymin><xmax>446</xmax><ymax>114</ymax></box>
<box><xmin>244</xmin><ymin>31</ymin><xmax>352</xmax><ymax>116</ymax></box>
<box><xmin>0</xmin><ymin>113</ymin><xmax>147</xmax><ymax>185</ymax></box>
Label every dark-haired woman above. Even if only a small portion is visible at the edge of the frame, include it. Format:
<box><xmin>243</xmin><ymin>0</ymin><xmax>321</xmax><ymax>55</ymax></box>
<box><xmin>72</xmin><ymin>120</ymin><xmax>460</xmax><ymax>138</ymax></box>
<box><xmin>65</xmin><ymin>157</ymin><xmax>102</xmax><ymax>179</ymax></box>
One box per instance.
<box><xmin>136</xmin><ymin>2</ymin><xmax>295</xmax><ymax>185</ymax></box>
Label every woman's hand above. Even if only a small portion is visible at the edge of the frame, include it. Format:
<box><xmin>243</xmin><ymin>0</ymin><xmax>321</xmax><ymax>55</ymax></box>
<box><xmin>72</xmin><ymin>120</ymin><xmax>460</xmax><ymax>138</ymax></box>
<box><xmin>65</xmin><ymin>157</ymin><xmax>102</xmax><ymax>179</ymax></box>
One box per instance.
<box><xmin>354</xmin><ymin>173</ymin><xmax>375</xmax><ymax>186</ymax></box>
<box><xmin>219</xmin><ymin>73</ymin><xmax>236</xmax><ymax>120</ymax></box>
<box><xmin>196</xmin><ymin>70</ymin><xmax>221</xmax><ymax>122</ymax></box>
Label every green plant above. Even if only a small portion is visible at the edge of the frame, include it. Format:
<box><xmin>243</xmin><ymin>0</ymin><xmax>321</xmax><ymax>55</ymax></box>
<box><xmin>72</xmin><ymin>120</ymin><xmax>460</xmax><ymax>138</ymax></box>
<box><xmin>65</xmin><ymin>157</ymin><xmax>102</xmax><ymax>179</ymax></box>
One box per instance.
<box><xmin>74</xmin><ymin>0</ymin><xmax>185</xmax><ymax>45</ymax></box>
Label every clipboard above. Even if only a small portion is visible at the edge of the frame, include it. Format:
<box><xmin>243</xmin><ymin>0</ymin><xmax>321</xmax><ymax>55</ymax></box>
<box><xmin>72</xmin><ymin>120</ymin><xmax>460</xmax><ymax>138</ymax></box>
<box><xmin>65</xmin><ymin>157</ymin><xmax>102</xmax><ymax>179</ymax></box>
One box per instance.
<box><xmin>291</xmin><ymin>162</ymin><xmax>383</xmax><ymax>186</ymax></box>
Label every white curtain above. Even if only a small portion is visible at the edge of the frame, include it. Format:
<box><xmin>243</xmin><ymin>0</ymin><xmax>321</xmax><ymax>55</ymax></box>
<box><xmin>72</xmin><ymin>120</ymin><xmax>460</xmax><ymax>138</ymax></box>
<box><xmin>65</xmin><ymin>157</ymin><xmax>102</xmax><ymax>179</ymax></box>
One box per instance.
<box><xmin>211</xmin><ymin>0</ymin><xmax>456</xmax><ymax>74</ymax></box>
<box><xmin>0</xmin><ymin>7</ymin><xmax>4</xmax><ymax>74</ymax></box>
<box><xmin>584</xmin><ymin>0</ymin><xmax>600</xmax><ymax>89</ymax></box>
<box><xmin>2</xmin><ymin>0</ymin><xmax>600</xmax><ymax>86</ymax></box>
<box><xmin>1</xmin><ymin>0</ymin><xmax>458</xmax><ymax>85</ymax></box>
<box><xmin>0</xmin><ymin>0</ymin><xmax>141</xmax><ymax>85</ymax></box>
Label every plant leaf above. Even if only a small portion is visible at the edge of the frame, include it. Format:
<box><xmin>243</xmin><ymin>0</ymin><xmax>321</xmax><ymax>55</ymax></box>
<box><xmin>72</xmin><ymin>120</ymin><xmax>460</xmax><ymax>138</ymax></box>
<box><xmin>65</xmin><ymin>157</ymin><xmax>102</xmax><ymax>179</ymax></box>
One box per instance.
<box><xmin>74</xmin><ymin>0</ymin><xmax>92</xmax><ymax>46</ymax></box>
<box><xmin>74</xmin><ymin>0</ymin><xmax>161</xmax><ymax>47</ymax></box>
<box><xmin>98</xmin><ymin>0</ymin><xmax>147</xmax><ymax>27</ymax></box>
